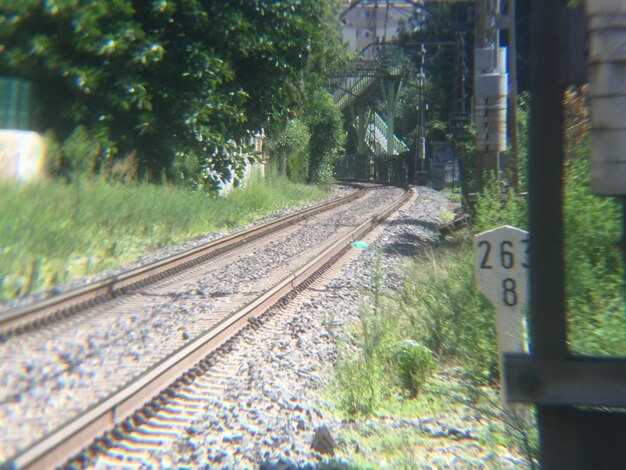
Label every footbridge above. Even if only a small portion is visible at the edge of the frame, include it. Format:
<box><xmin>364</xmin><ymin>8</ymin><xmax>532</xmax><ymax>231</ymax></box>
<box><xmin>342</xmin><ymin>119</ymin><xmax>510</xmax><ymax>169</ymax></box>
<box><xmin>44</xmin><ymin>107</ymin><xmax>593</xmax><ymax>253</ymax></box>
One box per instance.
<box><xmin>332</xmin><ymin>44</ymin><xmax>412</xmax><ymax>158</ymax></box>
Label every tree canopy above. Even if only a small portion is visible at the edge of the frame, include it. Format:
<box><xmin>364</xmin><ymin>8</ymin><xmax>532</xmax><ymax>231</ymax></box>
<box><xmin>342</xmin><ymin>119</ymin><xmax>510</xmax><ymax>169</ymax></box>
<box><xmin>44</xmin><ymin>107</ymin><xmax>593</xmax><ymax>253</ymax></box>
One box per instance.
<box><xmin>0</xmin><ymin>0</ymin><xmax>344</xmax><ymax>186</ymax></box>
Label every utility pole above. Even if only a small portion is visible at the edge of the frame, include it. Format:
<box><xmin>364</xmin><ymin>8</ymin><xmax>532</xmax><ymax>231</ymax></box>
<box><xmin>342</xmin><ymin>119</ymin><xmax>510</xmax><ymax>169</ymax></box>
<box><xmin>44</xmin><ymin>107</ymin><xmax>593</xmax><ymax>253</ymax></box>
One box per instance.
<box><xmin>415</xmin><ymin>44</ymin><xmax>427</xmax><ymax>184</ymax></box>
<box><xmin>454</xmin><ymin>32</ymin><xmax>469</xmax><ymax>114</ymax></box>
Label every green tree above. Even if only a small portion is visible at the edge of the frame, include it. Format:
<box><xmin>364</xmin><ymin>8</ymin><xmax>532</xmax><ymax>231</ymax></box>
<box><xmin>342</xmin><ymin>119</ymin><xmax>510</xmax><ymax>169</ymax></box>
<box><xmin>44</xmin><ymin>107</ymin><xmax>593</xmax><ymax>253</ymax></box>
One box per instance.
<box><xmin>0</xmin><ymin>0</ymin><xmax>340</xmax><ymax>188</ymax></box>
<box><xmin>267</xmin><ymin>119</ymin><xmax>310</xmax><ymax>182</ymax></box>
<box><xmin>303</xmin><ymin>89</ymin><xmax>345</xmax><ymax>185</ymax></box>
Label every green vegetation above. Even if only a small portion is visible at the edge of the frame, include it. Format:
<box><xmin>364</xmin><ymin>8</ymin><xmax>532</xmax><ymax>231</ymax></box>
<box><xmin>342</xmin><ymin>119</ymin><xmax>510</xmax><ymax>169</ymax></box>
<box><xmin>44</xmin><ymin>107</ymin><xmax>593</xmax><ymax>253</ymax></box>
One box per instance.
<box><xmin>1</xmin><ymin>0</ymin><xmax>346</xmax><ymax>187</ymax></box>
<box><xmin>329</xmin><ymin>88</ymin><xmax>622</xmax><ymax>466</ymax></box>
<box><xmin>331</xmin><ymin>372</ymin><xmax>530</xmax><ymax>469</ymax></box>
<box><xmin>329</xmin><ymin>236</ymin><xmax>533</xmax><ymax>466</ymax></box>
<box><xmin>473</xmin><ymin>90</ymin><xmax>625</xmax><ymax>357</ymax></box>
<box><xmin>392</xmin><ymin>340</ymin><xmax>437</xmax><ymax>397</ymax></box>
<box><xmin>400</xmin><ymin>243</ymin><xmax>499</xmax><ymax>384</ymax></box>
<box><xmin>0</xmin><ymin>175</ymin><xmax>326</xmax><ymax>301</ymax></box>
<box><xmin>563</xmin><ymin>147</ymin><xmax>625</xmax><ymax>356</ymax></box>
<box><xmin>0</xmin><ymin>2</ymin><xmax>348</xmax><ymax>301</ymax></box>
<box><xmin>303</xmin><ymin>89</ymin><xmax>346</xmax><ymax>185</ymax></box>
<box><xmin>334</xmin><ymin>261</ymin><xmax>401</xmax><ymax>415</ymax></box>
<box><xmin>267</xmin><ymin>88</ymin><xmax>347</xmax><ymax>186</ymax></box>
<box><xmin>267</xmin><ymin>119</ymin><xmax>310</xmax><ymax>183</ymax></box>
<box><xmin>473</xmin><ymin>176</ymin><xmax>528</xmax><ymax>233</ymax></box>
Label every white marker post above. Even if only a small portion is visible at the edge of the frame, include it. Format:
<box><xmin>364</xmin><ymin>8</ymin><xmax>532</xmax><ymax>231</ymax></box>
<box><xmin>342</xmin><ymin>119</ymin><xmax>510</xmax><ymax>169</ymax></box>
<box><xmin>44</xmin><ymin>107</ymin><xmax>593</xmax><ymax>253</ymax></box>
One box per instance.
<box><xmin>475</xmin><ymin>226</ymin><xmax>529</xmax><ymax>397</ymax></box>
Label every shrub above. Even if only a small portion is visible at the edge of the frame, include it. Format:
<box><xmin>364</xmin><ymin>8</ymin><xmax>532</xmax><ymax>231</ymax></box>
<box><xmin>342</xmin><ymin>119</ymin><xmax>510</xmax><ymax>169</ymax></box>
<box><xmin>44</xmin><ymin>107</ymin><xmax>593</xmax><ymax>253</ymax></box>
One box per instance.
<box><xmin>392</xmin><ymin>340</ymin><xmax>436</xmax><ymax>397</ymax></box>
<box><xmin>61</xmin><ymin>126</ymin><xmax>100</xmax><ymax>178</ymax></box>
<box><xmin>400</xmin><ymin>244</ymin><xmax>499</xmax><ymax>384</ymax></box>
<box><xmin>303</xmin><ymin>89</ymin><xmax>345</xmax><ymax>185</ymax></box>
<box><xmin>268</xmin><ymin>119</ymin><xmax>310</xmax><ymax>182</ymax></box>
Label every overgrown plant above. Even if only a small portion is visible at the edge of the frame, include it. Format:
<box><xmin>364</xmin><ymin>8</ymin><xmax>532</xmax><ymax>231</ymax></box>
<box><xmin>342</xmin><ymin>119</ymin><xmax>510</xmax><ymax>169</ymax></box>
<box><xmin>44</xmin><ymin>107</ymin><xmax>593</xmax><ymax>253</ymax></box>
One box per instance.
<box><xmin>563</xmin><ymin>143</ymin><xmax>625</xmax><ymax>356</ymax></box>
<box><xmin>473</xmin><ymin>175</ymin><xmax>528</xmax><ymax>233</ymax></box>
<box><xmin>335</xmin><ymin>258</ymin><xmax>439</xmax><ymax>415</ymax></box>
<box><xmin>267</xmin><ymin>119</ymin><xmax>310</xmax><ymax>182</ymax></box>
<box><xmin>473</xmin><ymin>87</ymin><xmax>625</xmax><ymax>357</ymax></box>
<box><xmin>335</xmin><ymin>258</ymin><xmax>399</xmax><ymax>414</ymax></box>
<box><xmin>303</xmin><ymin>89</ymin><xmax>345</xmax><ymax>185</ymax></box>
<box><xmin>400</xmin><ymin>242</ymin><xmax>499</xmax><ymax>384</ymax></box>
<box><xmin>0</xmin><ymin>175</ymin><xmax>327</xmax><ymax>301</ymax></box>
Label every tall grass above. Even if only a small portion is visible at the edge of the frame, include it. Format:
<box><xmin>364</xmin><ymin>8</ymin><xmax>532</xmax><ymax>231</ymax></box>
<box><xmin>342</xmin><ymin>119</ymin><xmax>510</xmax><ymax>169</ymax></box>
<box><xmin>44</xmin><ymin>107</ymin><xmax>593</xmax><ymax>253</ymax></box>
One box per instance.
<box><xmin>0</xmin><ymin>175</ymin><xmax>327</xmax><ymax>301</ymax></box>
<box><xmin>334</xmin><ymin>259</ymin><xmax>438</xmax><ymax>415</ymax></box>
<box><xmin>334</xmin><ymin>260</ymin><xmax>398</xmax><ymax>415</ymax></box>
<box><xmin>399</xmin><ymin>241</ymin><xmax>499</xmax><ymax>383</ymax></box>
<box><xmin>330</xmin><ymin>247</ymin><xmax>534</xmax><ymax>466</ymax></box>
<box><xmin>563</xmin><ymin>150</ymin><xmax>625</xmax><ymax>356</ymax></box>
<box><xmin>473</xmin><ymin>140</ymin><xmax>625</xmax><ymax>357</ymax></box>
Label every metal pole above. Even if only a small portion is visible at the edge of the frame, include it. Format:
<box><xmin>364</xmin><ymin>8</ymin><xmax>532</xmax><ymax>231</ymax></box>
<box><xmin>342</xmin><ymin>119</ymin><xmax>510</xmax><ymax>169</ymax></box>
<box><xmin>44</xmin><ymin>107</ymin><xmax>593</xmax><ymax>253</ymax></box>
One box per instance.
<box><xmin>528</xmin><ymin>0</ymin><xmax>572</xmax><ymax>467</ymax></box>
<box><xmin>507</xmin><ymin>0</ymin><xmax>519</xmax><ymax>190</ymax></box>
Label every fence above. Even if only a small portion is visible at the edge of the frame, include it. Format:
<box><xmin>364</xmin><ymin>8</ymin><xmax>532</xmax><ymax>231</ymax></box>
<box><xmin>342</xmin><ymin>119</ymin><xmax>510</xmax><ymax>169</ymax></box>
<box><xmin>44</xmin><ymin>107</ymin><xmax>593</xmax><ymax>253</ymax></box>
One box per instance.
<box><xmin>335</xmin><ymin>152</ymin><xmax>416</xmax><ymax>185</ymax></box>
<box><xmin>0</xmin><ymin>77</ymin><xmax>33</xmax><ymax>130</ymax></box>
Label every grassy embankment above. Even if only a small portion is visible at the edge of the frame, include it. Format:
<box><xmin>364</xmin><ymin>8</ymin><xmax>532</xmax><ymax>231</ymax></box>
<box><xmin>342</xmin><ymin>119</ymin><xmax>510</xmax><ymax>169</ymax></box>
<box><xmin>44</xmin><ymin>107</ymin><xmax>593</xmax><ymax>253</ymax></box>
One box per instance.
<box><xmin>0</xmin><ymin>176</ymin><xmax>327</xmax><ymax>302</ymax></box>
<box><xmin>325</xmin><ymin>244</ymin><xmax>534</xmax><ymax>468</ymax></box>
<box><xmin>327</xmin><ymin>140</ymin><xmax>624</xmax><ymax>467</ymax></box>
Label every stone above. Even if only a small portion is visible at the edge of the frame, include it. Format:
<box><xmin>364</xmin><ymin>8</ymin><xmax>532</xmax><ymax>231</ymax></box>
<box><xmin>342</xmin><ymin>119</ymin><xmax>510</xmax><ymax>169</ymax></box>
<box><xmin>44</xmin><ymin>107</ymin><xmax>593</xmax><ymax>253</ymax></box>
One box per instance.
<box><xmin>310</xmin><ymin>425</ymin><xmax>338</xmax><ymax>455</ymax></box>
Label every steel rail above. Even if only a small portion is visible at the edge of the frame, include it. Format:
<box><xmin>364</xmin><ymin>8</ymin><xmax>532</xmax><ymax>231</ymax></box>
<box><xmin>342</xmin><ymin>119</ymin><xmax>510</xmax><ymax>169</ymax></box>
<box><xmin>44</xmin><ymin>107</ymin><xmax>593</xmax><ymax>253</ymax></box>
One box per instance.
<box><xmin>3</xmin><ymin>185</ymin><xmax>413</xmax><ymax>470</ymax></box>
<box><xmin>0</xmin><ymin>186</ymin><xmax>367</xmax><ymax>341</ymax></box>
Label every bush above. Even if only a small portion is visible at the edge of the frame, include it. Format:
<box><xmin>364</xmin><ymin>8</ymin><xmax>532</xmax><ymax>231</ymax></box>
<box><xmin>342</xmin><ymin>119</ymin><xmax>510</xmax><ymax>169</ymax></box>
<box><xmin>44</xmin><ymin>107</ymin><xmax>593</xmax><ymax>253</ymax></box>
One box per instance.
<box><xmin>400</xmin><ymin>244</ymin><xmax>499</xmax><ymax>384</ymax></box>
<box><xmin>392</xmin><ymin>340</ymin><xmax>436</xmax><ymax>397</ymax></box>
<box><xmin>303</xmin><ymin>89</ymin><xmax>345</xmax><ymax>185</ymax></box>
<box><xmin>61</xmin><ymin>126</ymin><xmax>100</xmax><ymax>178</ymax></box>
<box><xmin>268</xmin><ymin>119</ymin><xmax>310</xmax><ymax>182</ymax></box>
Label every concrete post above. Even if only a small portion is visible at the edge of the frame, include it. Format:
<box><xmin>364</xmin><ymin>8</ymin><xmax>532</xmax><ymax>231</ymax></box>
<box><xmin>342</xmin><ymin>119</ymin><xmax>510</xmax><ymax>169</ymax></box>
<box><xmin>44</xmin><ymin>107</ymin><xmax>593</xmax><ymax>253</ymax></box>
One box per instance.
<box><xmin>586</xmin><ymin>0</ymin><xmax>626</xmax><ymax>195</ymax></box>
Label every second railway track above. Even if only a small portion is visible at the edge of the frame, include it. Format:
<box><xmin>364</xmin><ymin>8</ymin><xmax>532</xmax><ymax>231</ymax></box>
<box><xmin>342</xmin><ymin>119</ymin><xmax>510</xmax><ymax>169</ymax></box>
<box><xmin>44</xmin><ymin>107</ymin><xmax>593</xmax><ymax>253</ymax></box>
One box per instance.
<box><xmin>0</xmin><ymin>183</ymin><xmax>411</xmax><ymax>468</ymax></box>
<box><xmin>0</xmin><ymin>184</ymin><xmax>367</xmax><ymax>341</ymax></box>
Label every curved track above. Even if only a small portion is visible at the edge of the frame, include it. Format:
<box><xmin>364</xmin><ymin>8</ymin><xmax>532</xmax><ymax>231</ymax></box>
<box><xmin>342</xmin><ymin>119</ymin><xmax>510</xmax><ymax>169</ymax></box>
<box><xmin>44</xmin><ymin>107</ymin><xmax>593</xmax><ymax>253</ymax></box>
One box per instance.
<box><xmin>0</xmin><ymin>186</ymin><xmax>366</xmax><ymax>342</ymax></box>
<box><xmin>0</xmin><ymin>184</ymin><xmax>411</xmax><ymax>469</ymax></box>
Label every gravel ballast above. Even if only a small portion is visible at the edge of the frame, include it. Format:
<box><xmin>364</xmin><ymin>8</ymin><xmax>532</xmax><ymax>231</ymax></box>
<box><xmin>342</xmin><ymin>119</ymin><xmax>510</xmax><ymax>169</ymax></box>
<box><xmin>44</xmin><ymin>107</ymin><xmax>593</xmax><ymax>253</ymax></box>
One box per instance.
<box><xmin>82</xmin><ymin>186</ymin><xmax>528</xmax><ymax>469</ymax></box>
<box><xmin>1</xmin><ymin>185</ymin><xmax>404</xmax><ymax>463</ymax></box>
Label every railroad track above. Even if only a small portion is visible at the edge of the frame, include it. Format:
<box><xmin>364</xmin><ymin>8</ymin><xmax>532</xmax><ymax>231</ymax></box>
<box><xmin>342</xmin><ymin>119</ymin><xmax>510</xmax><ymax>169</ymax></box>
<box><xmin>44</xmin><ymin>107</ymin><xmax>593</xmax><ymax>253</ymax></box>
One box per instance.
<box><xmin>0</xmin><ymin>184</ymin><xmax>412</xmax><ymax>469</ymax></box>
<box><xmin>0</xmin><ymin>185</ymin><xmax>366</xmax><ymax>342</ymax></box>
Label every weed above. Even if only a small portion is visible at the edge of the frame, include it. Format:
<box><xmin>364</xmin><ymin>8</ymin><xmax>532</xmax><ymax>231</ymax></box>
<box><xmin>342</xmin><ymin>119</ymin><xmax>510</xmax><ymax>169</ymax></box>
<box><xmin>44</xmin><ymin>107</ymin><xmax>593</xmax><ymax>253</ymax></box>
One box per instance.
<box><xmin>334</xmin><ymin>257</ymin><xmax>441</xmax><ymax>415</ymax></box>
<box><xmin>392</xmin><ymin>341</ymin><xmax>436</xmax><ymax>397</ymax></box>
<box><xmin>399</xmin><ymin>242</ymin><xmax>499</xmax><ymax>384</ymax></box>
<box><xmin>0</xmin><ymin>176</ymin><xmax>326</xmax><ymax>302</ymax></box>
<box><xmin>334</xmin><ymin>258</ymin><xmax>399</xmax><ymax>415</ymax></box>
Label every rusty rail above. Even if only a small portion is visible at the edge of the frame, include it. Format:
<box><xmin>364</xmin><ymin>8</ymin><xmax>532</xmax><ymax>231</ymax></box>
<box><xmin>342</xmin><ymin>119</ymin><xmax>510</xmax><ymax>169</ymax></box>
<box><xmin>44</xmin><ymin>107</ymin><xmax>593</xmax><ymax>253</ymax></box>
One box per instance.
<box><xmin>0</xmin><ymin>187</ymin><xmax>367</xmax><ymax>341</ymax></box>
<box><xmin>4</xmin><ymin>185</ymin><xmax>412</xmax><ymax>469</ymax></box>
